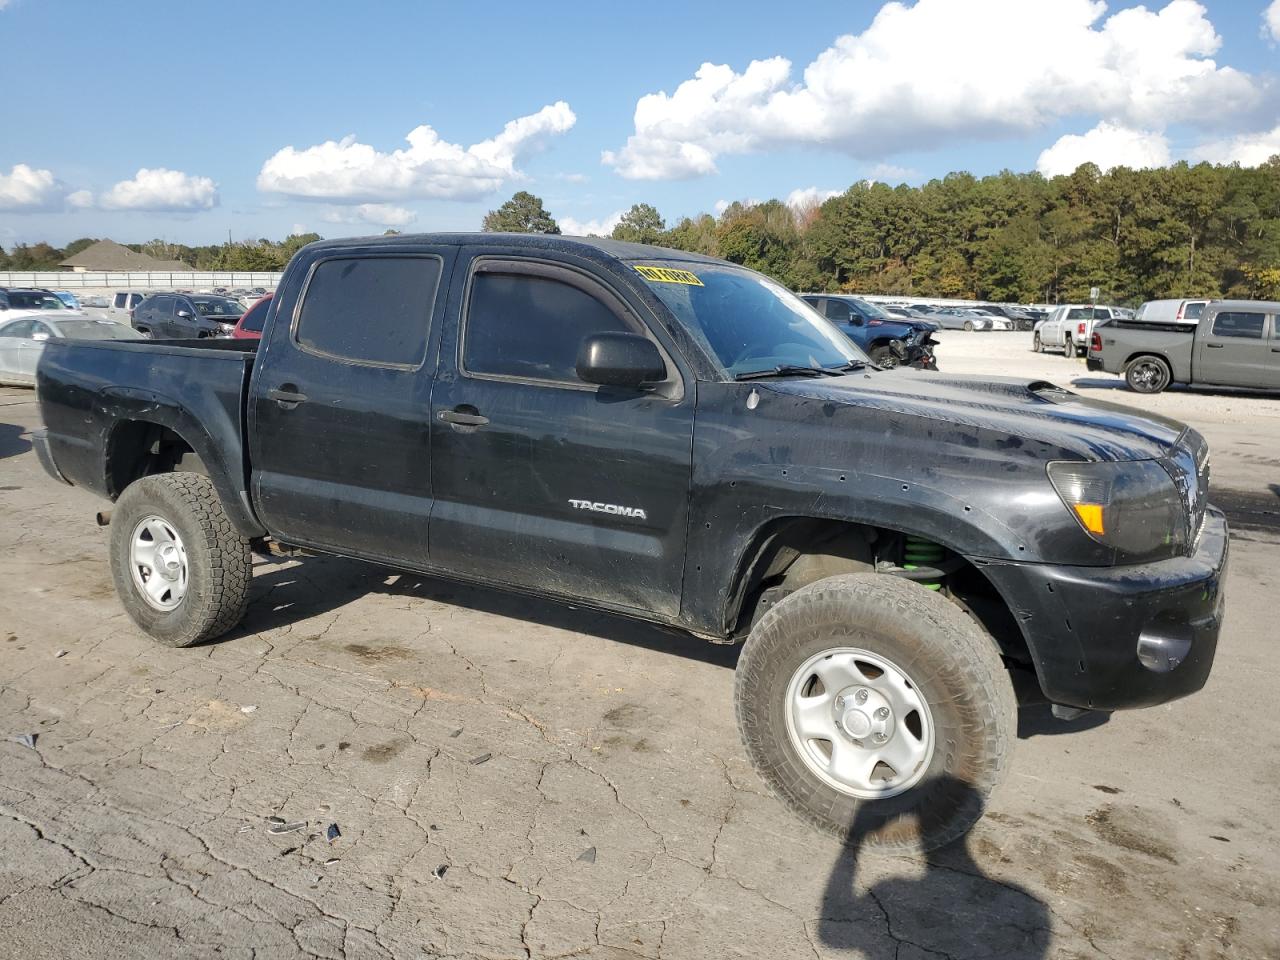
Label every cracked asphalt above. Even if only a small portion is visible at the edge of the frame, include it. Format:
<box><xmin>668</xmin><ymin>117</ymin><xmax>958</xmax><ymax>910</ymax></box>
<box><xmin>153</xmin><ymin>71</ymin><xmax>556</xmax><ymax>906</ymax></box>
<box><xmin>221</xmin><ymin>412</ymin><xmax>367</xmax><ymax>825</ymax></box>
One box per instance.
<box><xmin>2</xmin><ymin>333</ymin><xmax>1279</xmax><ymax>959</ymax></box>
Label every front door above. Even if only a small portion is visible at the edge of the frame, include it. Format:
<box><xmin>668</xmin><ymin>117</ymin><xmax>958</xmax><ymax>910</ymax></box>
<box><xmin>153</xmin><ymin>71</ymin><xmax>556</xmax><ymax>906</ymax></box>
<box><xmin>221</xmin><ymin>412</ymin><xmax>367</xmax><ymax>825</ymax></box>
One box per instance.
<box><xmin>249</xmin><ymin>247</ymin><xmax>455</xmax><ymax>567</ymax></box>
<box><xmin>429</xmin><ymin>254</ymin><xmax>694</xmax><ymax>617</ymax></box>
<box><xmin>1198</xmin><ymin>309</ymin><xmax>1271</xmax><ymax>387</ymax></box>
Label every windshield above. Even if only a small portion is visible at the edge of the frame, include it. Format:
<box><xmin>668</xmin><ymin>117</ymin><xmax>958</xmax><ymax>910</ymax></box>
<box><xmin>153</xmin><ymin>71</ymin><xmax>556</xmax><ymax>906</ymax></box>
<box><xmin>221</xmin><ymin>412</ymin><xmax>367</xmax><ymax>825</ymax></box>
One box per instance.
<box><xmin>8</xmin><ymin>291</ymin><xmax>68</xmax><ymax>310</ymax></box>
<box><xmin>633</xmin><ymin>261</ymin><xmax>866</xmax><ymax>376</ymax></box>
<box><xmin>192</xmin><ymin>297</ymin><xmax>245</xmax><ymax>318</ymax></box>
<box><xmin>52</xmin><ymin>320</ymin><xmax>146</xmax><ymax>340</ymax></box>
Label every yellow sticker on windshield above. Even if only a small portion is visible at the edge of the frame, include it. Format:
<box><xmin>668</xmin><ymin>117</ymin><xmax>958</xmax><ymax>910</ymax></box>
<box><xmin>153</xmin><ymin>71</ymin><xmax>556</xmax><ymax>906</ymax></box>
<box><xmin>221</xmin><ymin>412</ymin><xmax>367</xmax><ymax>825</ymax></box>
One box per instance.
<box><xmin>634</xmin><ymin>265</ymin><xmax>703</xmax><ymax>286</ymax></box>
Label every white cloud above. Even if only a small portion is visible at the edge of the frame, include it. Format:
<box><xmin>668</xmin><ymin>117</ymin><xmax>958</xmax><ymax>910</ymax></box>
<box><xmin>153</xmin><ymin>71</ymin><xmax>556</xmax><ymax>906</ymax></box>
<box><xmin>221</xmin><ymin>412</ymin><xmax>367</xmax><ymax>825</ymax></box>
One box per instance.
<box><xmin>1191</xmin><ymin>124</ymin><xmax>1280</xmax><ymax>166</ymax></box>
<box><xmin>77</xmin><ymin>168</ymin><xmax>219</xmax><ymax>211</ymax></box>
<box><xmin>867</xmin><ymin>163</ymin><xmax>917</xmax><ymax>183</ymax></box>
<box><xmin>1037</xmin><ymin>122</ymin><xmax>1172</xmax><ymax>175</ymax></box>
<box><xmin>604</xmin><ymin>0</ymin><xmax>1261</xmax><ymax>179</ymax></box>
<box><xmin>1265</xmin><ymin>0</ymin><xmax>1280</xmax><ymax>43</ymax></box>
<box><xmin>322</xmin><ymin>203</ymin><xmax>418</xmax><ymax>227</ymax></box>
<box><xmin>0</xmin><ymin>163</ymin><xmax>61</xmax><ymax>211</ymax></box>
<box><xmin>785</xmin><ymin>186</ymin><xmax>840</xmax><ymax>210</ymax></box>
<box><xmin>259</xmin><ymin>102</ymin><xmax>576</xmax><ymax>202</ymax></box>
<box><xmin>559</xmin><ymin>211</ymin><xmax>623</xmax><ymax>237</ymax></box>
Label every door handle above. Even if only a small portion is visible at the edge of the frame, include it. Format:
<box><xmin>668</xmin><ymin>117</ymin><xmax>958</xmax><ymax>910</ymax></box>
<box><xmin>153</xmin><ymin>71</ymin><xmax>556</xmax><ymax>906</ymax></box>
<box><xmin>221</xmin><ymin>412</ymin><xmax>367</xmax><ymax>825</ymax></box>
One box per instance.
<box><xmin>1205</xmin><ymin>343</ymin><xmax>1223</xmax><ymax>349</ymax></box>
<box><xmin>437</xmin><ymin>408</ymin><xmax>489</xmax><ymax>427</ymax></box>
<box><xmin>268</xmin><ymin>385</ymin><xmax>308</xmax><ymax>407</ymax></box>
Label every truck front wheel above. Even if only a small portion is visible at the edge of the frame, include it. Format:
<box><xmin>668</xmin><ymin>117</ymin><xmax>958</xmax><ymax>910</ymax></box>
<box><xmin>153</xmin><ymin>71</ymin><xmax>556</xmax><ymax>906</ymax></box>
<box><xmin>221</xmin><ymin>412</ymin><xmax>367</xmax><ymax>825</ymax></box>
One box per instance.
<box><xmin>108</xmin><ymin>472</ymin><xmax>251</xmax><ymax>647</ymax></box>
<box><xmin>734</xmin><ymin>573</ymin><xmax>1014</xmax><ymax>853</ymax></box>
<box><xmin>1125</xmin><ymin>355</ymin><xmax>1171</xmax><ymax>393</ymax></box>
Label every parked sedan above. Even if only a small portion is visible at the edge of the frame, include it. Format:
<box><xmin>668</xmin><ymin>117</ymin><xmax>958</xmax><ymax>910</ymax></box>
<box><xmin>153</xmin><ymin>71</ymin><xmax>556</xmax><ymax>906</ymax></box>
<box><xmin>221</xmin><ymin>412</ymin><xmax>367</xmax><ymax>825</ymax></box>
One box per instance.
<box><xmin>0</xmin><ymin>315</ymin><xmax>142</xmax><ymax>386</ymax></box>
<box><xmin>930</xmin><ymin>307</ymin><xmax>996</xmax><ymax>331</ymax></box>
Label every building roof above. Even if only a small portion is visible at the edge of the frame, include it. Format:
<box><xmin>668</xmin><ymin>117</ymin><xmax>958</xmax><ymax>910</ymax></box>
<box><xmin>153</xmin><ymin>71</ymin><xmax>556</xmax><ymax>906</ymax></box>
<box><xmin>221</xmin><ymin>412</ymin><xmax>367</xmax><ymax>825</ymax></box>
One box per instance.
<box><xmin>59</xmin><ymin>239</ymin><xmax>192</xmax><ymax>271</ymax></box>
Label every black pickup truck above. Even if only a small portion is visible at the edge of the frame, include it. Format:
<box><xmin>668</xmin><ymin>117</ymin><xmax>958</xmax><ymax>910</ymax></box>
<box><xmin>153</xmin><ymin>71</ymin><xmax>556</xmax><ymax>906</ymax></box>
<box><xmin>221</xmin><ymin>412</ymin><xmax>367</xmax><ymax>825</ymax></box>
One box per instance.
<box><xmin>33</xmin><ymin>234</ymin><xmax>1227</xmax><ymax>852</ymax></box>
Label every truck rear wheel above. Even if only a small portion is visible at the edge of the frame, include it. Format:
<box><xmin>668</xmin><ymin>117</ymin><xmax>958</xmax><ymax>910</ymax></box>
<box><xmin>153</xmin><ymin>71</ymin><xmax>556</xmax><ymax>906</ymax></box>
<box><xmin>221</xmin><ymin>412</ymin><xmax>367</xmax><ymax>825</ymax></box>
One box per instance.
<box><xmin>734</xmin><ymin>573</ymin><xmax>1014</xmax><ymax>853</ymax></box>
<box><xmin>1125</xmin><ymin>355</ymin><xmax>1171</xmax><ymax>393</ymax></box>
<box><xmin>108</xmin><ymin>472</ymin><xmax>251</xmax><ymax>647</ymax></box>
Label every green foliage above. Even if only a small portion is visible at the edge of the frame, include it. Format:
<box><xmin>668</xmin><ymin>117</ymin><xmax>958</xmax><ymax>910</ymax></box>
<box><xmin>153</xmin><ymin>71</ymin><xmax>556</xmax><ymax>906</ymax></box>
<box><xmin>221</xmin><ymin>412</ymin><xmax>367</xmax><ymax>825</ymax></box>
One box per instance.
<box><xmin>647</xmin><ymin>158</ymin><xmax>1280</xmax><ymax>303</ymax></box>
<box><xmin>611</xmin><ymin>203</ymin><xmax>666</xmax><ymax>244</ymax></box>
<box><xmin>482</xmin><ymin>191</ymin><xmax>561</xmax><ymax>234</ymax></box>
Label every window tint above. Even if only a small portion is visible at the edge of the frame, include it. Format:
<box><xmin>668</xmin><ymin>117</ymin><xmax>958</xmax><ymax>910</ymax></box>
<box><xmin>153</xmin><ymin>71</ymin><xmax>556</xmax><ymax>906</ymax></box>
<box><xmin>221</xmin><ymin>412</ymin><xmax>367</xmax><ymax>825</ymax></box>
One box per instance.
<box><xmin>1066</xmin><ymin>308</ymin><xmax>1092</xmax><ymax>320</ymax></box>
<box><xmin>296</xmin><ymin>256</ymin><xmax>441</xmax><ymax>366</ymax></box>
<box><xmin>240</xmin><ymin>297</ymin><xmax>271</xmax><ymax>333</ymax></box>
<box><xmin>1215</xmin><ymin>311</ymin><xmax>1265</xmax><ymax>337</ymax></box>
<box><xmin>0</xmin><ymin>319</ymin><xmax>37</xmax><ymax>338</ymax></box>
<box><xmin>113</xmin><ymin>293</ymin><xmax>127</xmax><ymax>309</ymax></box>
<box><xmin>1183</xmin><ymin>301</ymin><xmax>1205</xmax><ymax>319</ymax></box>
<box><xmin>463</xmin><ymin>272</ymin><xmax>632</xmax><ymax>383</ymax></box>
<box><xmin>822</xmin><ymin>299</ymin><xmax>853</xmax><ymax>322</ymax></box>
<box><xmin>1211</xmin><ymin>311</ymin><xmax>1265</xmax><ymax>339</ymax></box>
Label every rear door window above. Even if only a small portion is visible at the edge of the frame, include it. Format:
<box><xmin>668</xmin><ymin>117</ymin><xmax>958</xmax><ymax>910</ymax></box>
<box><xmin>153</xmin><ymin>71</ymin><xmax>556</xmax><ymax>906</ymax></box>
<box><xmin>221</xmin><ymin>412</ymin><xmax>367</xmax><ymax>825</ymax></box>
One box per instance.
<box><xmin>113</xmin><ymin>293</ymin><xmax>127</xmax><ymax>309</ymax></box>
<box><xmin>295</xmin><ymin>256</ymin><xmax>443</xmax><ymax>367</ymax></box>
<box><xmin>462</xmin><ymin>270</ymin><xmax>632</xmax><ymax>384</ymax></box>
<box><xmin>1211</xmin><ymin>312</ymin><xmax>1266</xmax><ymax>339</ymax></box>
<box><xmin>240</xmin><ymin>297</ymin><xmax>271</xmax><ymax>333</ymax></box>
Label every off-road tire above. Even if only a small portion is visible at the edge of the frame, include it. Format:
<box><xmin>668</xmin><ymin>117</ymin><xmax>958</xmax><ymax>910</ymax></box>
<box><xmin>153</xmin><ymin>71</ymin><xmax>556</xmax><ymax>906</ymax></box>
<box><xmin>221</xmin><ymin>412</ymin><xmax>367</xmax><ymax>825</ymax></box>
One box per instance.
<box><xmin>109</xmin><ymin>472</ymin><xmax>250</xmax><ymax>647</ymax></box>
<box><xmin>735</xmin><ymin>573</ymin><xmax>1015</xmax><ymax>854</ymax></box>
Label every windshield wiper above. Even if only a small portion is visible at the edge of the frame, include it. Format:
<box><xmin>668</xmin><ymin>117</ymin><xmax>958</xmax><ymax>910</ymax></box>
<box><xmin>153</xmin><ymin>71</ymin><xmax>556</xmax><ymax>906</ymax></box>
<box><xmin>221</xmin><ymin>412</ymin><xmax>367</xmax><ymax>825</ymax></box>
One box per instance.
<box><xmin>734</xmin><ymin>364</ymin><xmax>834</xmax><ymax>381</ymax></box>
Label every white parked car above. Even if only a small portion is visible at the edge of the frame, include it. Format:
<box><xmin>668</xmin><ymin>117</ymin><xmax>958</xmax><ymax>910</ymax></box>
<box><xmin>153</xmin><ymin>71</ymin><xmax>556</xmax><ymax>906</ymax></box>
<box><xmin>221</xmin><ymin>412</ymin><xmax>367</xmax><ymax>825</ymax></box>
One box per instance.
<box><xmin>1033</xmin><ymin>304</ymin><xmax>1121</xmax><ymax>356</ymax></box>
<box><xmin>0</xmin><ymin>315</ymin><xmax>143</xmax><ymax>386</ymax></box>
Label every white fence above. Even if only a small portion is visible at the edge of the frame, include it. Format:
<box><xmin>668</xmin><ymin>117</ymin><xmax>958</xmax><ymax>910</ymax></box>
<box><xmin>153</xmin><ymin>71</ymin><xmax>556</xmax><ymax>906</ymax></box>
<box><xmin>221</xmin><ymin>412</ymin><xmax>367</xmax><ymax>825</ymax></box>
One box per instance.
<box><xmin>0</xmin><ymin>271</ymin><xmax>284</xmax><ymax>291</ymax></box>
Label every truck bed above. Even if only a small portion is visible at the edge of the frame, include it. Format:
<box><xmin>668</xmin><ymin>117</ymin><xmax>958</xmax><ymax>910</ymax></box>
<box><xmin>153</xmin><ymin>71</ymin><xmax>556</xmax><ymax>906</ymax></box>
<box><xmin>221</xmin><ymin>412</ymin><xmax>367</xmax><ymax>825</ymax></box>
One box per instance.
<box><xmin>1093</xmin><ymin>319</ymin><xmax>1195</xmax><ymax>377</ymax></box>
<box><xmin>36</xmin><ymin>338</ymin><xmax>260</xmax><ymax>532</ymax></box>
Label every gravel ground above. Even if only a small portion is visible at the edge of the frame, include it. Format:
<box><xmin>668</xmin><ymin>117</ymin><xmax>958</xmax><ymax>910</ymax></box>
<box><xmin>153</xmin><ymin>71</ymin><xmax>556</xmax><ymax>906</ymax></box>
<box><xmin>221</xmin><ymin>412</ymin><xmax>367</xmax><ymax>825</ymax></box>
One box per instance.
<box><xmin>1</xmin><ymin>334</ymin><xmax>1278</xmax><ymax>959</ymax></box>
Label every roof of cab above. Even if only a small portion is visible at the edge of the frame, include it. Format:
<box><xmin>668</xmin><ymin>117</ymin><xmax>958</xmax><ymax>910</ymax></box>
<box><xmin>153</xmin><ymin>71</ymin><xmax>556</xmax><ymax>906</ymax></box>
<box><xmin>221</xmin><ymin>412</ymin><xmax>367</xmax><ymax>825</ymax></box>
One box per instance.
<box><xmin>299</xmin><ymin>232</ymin><xmax>724</xmax><ymax>266</ymax></box>
<box><xmin>1204</xmin><ymin>299</ymin><xmax>1280</xmax><ymax>311</ymax></box>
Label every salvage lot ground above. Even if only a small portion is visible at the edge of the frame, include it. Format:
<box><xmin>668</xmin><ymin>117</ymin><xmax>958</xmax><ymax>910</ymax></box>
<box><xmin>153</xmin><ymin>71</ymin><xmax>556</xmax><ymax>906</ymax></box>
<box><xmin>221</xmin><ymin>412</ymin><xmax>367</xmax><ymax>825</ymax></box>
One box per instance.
<box><xmin>1</xmin><ymin>332</ymin><xmax>1278</xmax><ymax>959</ymax></box>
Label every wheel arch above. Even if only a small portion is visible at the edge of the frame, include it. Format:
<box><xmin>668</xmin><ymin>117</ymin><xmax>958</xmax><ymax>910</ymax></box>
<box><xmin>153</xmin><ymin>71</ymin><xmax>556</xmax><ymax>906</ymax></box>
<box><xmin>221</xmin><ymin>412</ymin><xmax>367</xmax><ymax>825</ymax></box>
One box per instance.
<box><xmin>720</xmin><ymin>513</ymin><xmax>1032</xmax><ymax>671</ymax></box>
<box><xmin>101</xmin><ymin>404</ymin><xmax>264</xmax><ymax>538</ymax></box>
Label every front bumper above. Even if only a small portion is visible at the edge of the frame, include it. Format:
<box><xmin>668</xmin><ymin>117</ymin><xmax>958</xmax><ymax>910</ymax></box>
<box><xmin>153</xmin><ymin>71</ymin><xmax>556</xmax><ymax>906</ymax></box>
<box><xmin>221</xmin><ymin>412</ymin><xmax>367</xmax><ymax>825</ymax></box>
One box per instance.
<box><xmin>980</xmin><ymin>507</ymin><xmax>1228</xmax><ymax>710</ymax></box>
<box><xmin>32</xmin><ymin>428</ymin><xmax>71</xmax><ymax>485</ymax></box>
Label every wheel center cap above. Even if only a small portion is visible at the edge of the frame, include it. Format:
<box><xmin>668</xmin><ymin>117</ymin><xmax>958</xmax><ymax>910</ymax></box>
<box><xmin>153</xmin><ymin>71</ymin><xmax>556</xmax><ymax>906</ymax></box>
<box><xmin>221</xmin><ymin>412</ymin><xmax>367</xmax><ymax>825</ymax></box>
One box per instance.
<box><xmin>834</xmin><ymin>686</ymin><xmax>894</xmax><ymax>743</ymax></box>
<box><xmin>841</xmin><ymin>709</ymin><xmax>872</xmax><ymax>738</ymax></box>
<box><xmin>157</xmin><ymin>544</ymin><xmax>182</xmax><ymax>578</ymax></box>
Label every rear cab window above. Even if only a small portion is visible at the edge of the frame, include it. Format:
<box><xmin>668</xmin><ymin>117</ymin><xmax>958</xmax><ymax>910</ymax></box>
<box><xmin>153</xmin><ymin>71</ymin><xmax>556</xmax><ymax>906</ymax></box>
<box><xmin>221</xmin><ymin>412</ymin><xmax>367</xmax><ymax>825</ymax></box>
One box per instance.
<box><xmin>295</xmin><ymin>256</ymin><xmax>442</xmax><ymax>367</ymax></box>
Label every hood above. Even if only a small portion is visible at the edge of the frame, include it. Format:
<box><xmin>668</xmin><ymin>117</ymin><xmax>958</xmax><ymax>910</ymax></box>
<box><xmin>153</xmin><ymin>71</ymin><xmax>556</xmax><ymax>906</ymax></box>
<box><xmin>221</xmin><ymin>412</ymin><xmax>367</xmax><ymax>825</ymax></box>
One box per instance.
<box><xmin>763</xmin><ymin>370</ymin><xmax>1187</xmax><ymax>462</ymax></box>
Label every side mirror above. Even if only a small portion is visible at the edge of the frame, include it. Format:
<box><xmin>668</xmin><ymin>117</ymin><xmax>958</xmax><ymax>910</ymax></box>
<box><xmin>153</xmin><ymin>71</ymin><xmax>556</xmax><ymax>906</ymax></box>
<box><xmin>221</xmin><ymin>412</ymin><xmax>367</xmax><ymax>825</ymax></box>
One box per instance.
<box><xmin>850</xmin><ymin>316</ymin><xmax>865</xmax><ymax>327</ymax></box>
<box><xmin>576</xmin><ymin>332</ymin><xmax>666</xmax><ymax>388</ymax></box>
<box><xmin>176</xmin><ymin>309</ymin><xmax>191</xmax><ymax>318</ymax></box>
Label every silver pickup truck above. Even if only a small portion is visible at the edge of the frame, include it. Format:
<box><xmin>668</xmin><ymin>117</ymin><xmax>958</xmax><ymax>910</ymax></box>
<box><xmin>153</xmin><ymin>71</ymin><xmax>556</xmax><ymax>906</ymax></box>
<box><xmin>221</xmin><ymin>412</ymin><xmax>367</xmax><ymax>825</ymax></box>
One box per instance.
<box><xmin>1088</xmin><ymin>299</ymin><xmax>1280</xmax><ymax>393</ymax></box>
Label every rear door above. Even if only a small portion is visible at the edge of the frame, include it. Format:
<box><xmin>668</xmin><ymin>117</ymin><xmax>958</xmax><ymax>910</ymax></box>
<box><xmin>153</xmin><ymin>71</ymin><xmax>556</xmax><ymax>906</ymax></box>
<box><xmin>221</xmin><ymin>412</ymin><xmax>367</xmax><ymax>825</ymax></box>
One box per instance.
<box><xmin>428</xmin><ymin>252</ymin><xmax>694</xmax><ymax>617</ymax></box>
<box><xmin>141</xmin><ymin>296</ymin><xmax>173</xmax><ymax>337</ymax></box>
<box><xmin>1267</xmin><ymin>312</ymin><xmax>1280</xmax><ymax>390</ymax></box>
<box><xmin>0</xmin><ymin>318</ymin><xmax>40</xmax><ymax>383</ymax></box>
<box><xmin>1197</xmin><ymin>309</ymin><xmax>1270</xmax><ymax>387</ymax></box>
<box><xmin>249</xmin><ymin>246</ymin><xmax>456</xmax><ymax>567</ymax></box>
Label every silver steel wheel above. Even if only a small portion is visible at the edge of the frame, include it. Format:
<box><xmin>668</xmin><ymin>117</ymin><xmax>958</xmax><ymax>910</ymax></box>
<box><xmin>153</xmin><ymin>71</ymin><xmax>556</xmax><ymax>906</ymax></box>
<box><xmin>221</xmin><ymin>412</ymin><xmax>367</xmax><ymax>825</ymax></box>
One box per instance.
<box><xmin>129</xmin><ymin>515</ymin><xmax>189</xmax><ymax>611</ymax></box>
<box><xmin>785</xmin><ymin>647</ymin><xmax>934</xmax><ymax>800</ymax></box>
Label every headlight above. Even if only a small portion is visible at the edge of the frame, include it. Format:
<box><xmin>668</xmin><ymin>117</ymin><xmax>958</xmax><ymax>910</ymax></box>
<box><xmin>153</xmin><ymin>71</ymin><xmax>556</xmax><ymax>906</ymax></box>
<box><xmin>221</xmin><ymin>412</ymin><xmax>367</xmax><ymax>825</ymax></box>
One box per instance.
<box><xmin>1048</xmin><ymin>460</ymin><xmax>1187</xmax><ymax>562</ymax></box>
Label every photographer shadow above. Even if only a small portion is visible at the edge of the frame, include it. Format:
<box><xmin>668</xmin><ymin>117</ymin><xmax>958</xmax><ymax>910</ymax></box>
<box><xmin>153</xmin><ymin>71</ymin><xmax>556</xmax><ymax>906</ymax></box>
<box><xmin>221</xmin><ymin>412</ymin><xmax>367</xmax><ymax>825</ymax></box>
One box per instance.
<box><xmin>815</xmin><ymin>775</ymin><xmax>1050</xmax><ymax>959</ymax></box>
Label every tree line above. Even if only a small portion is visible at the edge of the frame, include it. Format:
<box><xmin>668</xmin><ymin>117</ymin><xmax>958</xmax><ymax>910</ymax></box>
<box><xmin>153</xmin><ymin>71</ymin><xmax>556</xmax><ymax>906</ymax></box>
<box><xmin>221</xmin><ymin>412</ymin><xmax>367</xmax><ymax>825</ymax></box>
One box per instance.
<box><xmin>484</xmin><ymin>160</ymin><xmax>1280</xmax><ymax>304</ymax></box>
<box><xmin>6</xmin><ymin>159</ymin><xmax>1278</xmax><ymax>304</ymax></box>
<box><xmin>0</xmin><ymin>234</ymin><xmax>325</xmax><ymax>272</ymax></box>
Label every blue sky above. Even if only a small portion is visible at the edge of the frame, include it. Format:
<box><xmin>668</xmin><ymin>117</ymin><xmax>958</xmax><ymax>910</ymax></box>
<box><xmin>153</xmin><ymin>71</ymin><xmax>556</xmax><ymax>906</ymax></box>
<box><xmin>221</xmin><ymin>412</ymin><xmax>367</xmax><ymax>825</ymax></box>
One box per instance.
<box><xmin>2</xmin><ymin>0</ymin><xmax>1278</xmax><ymax>247</ymax></box>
